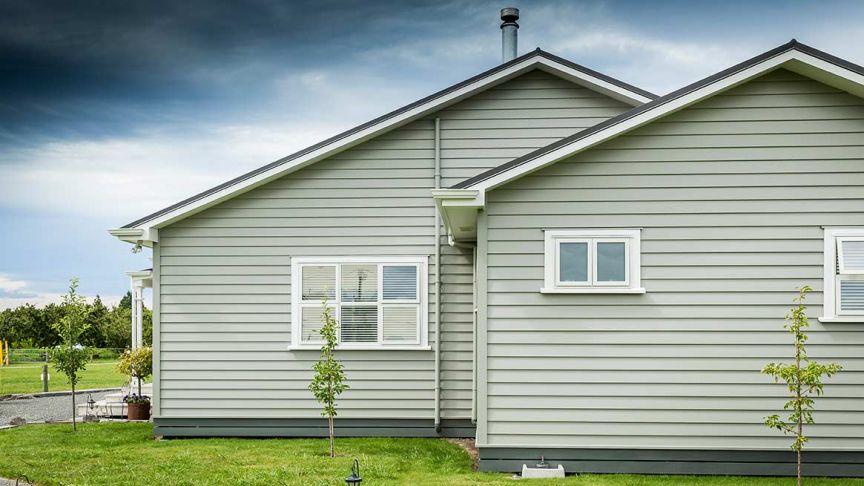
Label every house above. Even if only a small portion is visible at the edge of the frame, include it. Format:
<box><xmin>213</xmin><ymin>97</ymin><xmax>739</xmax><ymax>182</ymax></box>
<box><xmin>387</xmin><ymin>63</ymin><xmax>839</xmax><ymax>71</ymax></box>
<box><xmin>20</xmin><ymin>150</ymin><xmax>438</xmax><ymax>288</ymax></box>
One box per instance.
<box><xmin>110</xmin><ymin>10</ymin><xmax>864</xmax><ymax>477</ymax></box>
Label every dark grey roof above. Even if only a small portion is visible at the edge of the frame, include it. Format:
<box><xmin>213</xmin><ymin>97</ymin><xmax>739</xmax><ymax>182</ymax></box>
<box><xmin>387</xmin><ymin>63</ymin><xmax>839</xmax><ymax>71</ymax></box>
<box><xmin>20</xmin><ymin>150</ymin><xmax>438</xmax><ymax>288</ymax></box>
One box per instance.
<box><xmin>451</xmin><ymin>40</ymin><xmax>864</xmax><ymax>190</ymax></box>
<box><xmin>122</xmin><ymin>49</ymin><xmax>655</xmax><ymax>229</ymax></box>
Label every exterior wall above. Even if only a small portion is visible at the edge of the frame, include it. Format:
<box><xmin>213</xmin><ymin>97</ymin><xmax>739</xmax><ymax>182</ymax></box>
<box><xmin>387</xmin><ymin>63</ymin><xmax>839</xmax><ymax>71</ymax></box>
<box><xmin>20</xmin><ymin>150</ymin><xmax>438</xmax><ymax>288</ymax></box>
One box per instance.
<box><xmin>154</xmin><ymin>69</ymin><xmax>632</xmax><ymax>432</ymax></box>
<box><xmin>480</xmin><ymin>69</ymin><xmax>864</xmax><ymax>466</ymax></box>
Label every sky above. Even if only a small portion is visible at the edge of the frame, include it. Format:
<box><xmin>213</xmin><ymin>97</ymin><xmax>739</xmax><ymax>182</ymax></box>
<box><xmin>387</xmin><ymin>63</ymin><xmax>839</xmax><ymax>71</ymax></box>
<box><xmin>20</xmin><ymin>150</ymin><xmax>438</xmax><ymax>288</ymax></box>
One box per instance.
<box><xmin>1</xmin><ymin>0</ymin><xmax>864</xmax><ymax>309</ymax></box>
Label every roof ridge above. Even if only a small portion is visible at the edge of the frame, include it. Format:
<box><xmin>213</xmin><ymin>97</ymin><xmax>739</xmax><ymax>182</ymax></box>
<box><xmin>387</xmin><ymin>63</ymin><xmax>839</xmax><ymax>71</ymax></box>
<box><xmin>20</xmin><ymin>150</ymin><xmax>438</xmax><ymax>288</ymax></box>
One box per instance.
<box><xmin>451</xmin><ymin>39</ymin><xmax>864</xmax><ymax>190</ymax></box>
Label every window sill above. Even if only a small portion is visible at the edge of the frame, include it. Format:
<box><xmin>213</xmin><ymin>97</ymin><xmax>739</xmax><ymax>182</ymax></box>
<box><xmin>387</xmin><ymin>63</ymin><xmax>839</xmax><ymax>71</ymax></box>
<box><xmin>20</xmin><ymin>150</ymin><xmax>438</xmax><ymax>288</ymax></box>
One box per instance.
<box><xmin>818</xmin><ymin>316</ymin><xmax>864</xmax><ymax>323</ymax></box>
<box><xmin>540</xmin><ymin>287</ymin><xmax>647</xmax><ymax>294</ymax></box>
<box><xmin>287</xmin><ymin>345</ymin><xmax>432</xmax><ymax>351</ymax></box>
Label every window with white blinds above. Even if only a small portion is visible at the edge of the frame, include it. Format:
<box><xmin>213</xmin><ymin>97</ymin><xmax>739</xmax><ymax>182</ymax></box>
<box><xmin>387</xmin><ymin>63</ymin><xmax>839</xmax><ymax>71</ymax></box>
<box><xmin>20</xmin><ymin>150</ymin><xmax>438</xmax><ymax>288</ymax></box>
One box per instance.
<box><xmin>836</xmin><ymin>237</ymin><xmax>864</xmax><ymax>316</ymax></box>
<box><xmin>822</xmin><ymin>229</ymin><xmax>864</xmax><ymax>321</ymax></box>
<box><xmin>290</xmin><ymin>257</ymin><xmax>428</xmax><ymax>348</ymax></box>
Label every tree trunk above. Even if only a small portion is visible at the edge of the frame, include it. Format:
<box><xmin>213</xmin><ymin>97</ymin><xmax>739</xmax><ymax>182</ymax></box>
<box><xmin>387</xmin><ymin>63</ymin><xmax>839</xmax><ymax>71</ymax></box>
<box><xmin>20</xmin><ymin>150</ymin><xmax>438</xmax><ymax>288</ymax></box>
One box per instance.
<box><xmin>329</xmin><ymin>415</ymin><xmax>335</xmax><ymax>458</ymax></box>
<box><xmin>71</xmin><ymin>384</ymin><xmax>77</xmax><ymax>432</ymax></box>
<box><xmin>797</xmin><ymin>448</ymin><xmax>802</xmax><ymax>486</ymax></box>
<box><xmin>795</xmin><ymin>327</ymin><xmax>802</xmax><ymax>486</ymax></box>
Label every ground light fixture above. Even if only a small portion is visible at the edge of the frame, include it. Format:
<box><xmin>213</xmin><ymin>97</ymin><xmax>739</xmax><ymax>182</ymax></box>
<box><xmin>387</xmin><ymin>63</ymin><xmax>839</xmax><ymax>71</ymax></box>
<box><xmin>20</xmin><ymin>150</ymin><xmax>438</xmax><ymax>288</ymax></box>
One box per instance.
<box><xmin>85</xmin><ymin>394</ymin><xmax>96</xmax><ymax>422</ymax></box>
<box><xmin>345</xmin><ymin>459</ymin><xmax>362</xmax><ymax>485</ymax></box>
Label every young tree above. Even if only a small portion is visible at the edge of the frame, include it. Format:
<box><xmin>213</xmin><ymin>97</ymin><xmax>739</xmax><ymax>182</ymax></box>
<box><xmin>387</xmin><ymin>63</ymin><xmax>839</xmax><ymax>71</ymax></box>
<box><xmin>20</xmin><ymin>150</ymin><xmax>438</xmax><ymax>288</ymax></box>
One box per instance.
<box><xmin>117</xmin><ymin>346</ymin><xmax>153</xmax><ymax>397</ymax></box>
<box><xmin>308</xmin><ymin>297</ymin><xmax>349</xmax><ymax>458</ymax></box>
<box><xmin>763</xmin><ymin>286</ymin><xmax>842</xmax><ymax>485</ymax></box>
<box><xmin>49</xmin><ymin>278</ymin><xmax>92</xmax><ymax>431</ymax></box>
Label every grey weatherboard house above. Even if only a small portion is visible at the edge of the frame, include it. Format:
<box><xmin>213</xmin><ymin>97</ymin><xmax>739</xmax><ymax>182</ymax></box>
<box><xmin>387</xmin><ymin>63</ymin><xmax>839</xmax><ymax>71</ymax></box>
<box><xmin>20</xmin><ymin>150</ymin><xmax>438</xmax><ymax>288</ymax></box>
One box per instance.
<box><xmin>111</xmin><ymin>30</ymin><xmax>864</xmax><ymax>477</ymax></box>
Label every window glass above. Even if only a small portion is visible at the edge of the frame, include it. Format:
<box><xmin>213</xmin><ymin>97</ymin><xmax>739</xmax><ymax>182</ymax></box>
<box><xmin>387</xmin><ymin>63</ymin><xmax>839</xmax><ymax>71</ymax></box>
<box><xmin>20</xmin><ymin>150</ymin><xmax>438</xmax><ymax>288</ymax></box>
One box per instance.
<box><xmin>300</xmin><ymin>306</ymin><xmax>326</xmax><ymax>343</ymax></box>
<box><xmin>559</xmin><ymin>242</ymin><xmax>588</xmax><ymax>282</ymax></box>
<box><xmin>840</xmin><ymin>240</ymin><xmax>864</xmax><ymax>272</ymax></box>
<box><xmin>294</xmin><ymin>260</ymin><xmax>425</xmax><ymax>347</ymax></box>
<box><xmin>597</xmin><ymin>242</ymin><xmax>626</xmax><ymax>282</ymax></box>
<box><xmin>383</xmin><ymin>306</ymin><xmax>418</xmax><ymax>342</ymax></box>
<box><xmin>340</xmin><ymin>306</ymin><xmax>378</xmax><ymax>342</ymax></box>
<box><xmin>301</xmin><ymin>265</ymin><xmax>335</xmax><ymax>301</ymax></box>
<box><xmin>341</xmin><ymin>264</ymin><xmax>378</xmax><ymax>302</ymax></box>
<box><xmin>383</xmin><ymin>265</ymin><xmax>417</xmax><ymax>300</ymax></box>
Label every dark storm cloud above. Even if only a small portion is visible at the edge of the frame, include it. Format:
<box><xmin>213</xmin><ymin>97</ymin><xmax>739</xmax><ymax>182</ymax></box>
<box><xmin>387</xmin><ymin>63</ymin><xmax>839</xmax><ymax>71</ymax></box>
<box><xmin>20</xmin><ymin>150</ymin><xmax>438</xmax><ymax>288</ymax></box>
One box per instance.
<box><xmin>0</xmin><ymin>0</ymin><xmax>479</xmax><ymax>147</ymax></box>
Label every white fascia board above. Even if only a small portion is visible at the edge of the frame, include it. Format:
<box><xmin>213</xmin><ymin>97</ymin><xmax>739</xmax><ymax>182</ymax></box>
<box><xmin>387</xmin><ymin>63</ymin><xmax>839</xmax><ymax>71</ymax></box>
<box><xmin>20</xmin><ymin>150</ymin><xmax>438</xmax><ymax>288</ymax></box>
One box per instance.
<box><xmin>468</xmin><ymin>49</ymin><xmax>864</xmax><ymax>193</ymax></box>
<box><xmin>119</xmin><ymin>53</ymin><xmax>648</xmax><ymax>235</ymax></box>
<box><xmin>535</xmin><ymin>57</ymin><xmax>652</xmax><ymax>105</ymax></box>
<box><xmin>432</xmin><ymin>189</ymin><xmax>483</xmax><ymax>243</ymax></box>
<box><xmin>108</xmin><ymin>228</ymin><xmax>157</xmax><ymax>246</ymax></box>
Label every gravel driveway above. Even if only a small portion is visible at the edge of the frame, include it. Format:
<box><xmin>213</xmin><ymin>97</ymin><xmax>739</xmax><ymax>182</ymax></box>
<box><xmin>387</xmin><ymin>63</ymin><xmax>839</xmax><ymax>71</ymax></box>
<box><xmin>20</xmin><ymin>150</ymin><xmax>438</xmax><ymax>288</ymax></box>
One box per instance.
<box><xmin>0</xmin><ymin>390</ymin><xmax>114</xmax><ymax>426</ymax></box>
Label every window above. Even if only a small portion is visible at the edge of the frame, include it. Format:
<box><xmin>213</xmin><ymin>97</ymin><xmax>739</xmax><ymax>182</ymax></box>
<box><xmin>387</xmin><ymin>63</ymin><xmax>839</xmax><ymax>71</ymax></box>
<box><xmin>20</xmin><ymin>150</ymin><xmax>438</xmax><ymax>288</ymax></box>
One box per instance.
<box><xmin>822</xmin><ymin>228</ymin><xmax>864</xmax><ymax>322</ymax></box>
<box><xmin>290</xmin><ymin>257</ymin><xmax>428</xmax><ymax>348</ymax></box>
<box><xmin>542</xmin><ymin>229</ymin><xmax>644</xmax><ymax>294</ymax></box>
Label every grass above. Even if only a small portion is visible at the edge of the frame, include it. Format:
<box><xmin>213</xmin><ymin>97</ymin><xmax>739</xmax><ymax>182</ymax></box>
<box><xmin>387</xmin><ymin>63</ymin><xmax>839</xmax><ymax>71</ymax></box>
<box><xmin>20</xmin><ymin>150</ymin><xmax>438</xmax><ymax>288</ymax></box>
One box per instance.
<box><xmin>0</xmin><ymin>423</ymin><xmax>861</xmax><ymax>486</ymax></box>
<box><xmin>0</xmin><ymin>360</ymin><xmax>127</xmax><ymax>396</ymax></box>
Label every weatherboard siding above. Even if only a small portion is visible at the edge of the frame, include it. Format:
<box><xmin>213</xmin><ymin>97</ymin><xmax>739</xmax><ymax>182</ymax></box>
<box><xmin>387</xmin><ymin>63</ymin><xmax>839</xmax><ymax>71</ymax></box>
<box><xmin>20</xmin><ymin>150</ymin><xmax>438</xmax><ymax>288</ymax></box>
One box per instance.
<box><xmin>156</xmin><ymin>69</ymin><xmax>631</xmax><ymax>422</ymax></box>
<box><xmin>481</xmin><ymin>69</ymin><xmax>864</xmax><ymax>449</ymax></box>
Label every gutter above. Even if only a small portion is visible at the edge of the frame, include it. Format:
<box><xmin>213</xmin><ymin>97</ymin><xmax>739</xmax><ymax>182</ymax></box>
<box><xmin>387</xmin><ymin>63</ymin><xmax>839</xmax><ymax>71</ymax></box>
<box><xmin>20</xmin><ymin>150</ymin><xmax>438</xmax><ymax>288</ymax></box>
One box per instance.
<box><xmin>433</xmin><ymin>117</ymin><xmax>442</xmax><ymax>431</ymax></box>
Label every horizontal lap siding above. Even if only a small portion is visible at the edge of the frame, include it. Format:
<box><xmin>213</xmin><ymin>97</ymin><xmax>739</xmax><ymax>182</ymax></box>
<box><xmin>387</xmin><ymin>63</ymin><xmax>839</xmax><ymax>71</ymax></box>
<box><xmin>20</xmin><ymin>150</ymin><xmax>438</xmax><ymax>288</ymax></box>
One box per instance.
<box><xmin>157</xmin><ymin>69</ymin><xmax>630</xmax><ymax>421</ymax></box>
<box><xmin>159</xmin><ymin>135</ymin><xmax>438</xmax><ymax>418</ymax></box>
<box><xmin>437</xmin><ymin>70</ymin><xmax>632</xmax><ymax>187</ymax></box>
<box><xmin>482</xmin><ymin>69</ymin><xmax>864</xmax><ymax>449</ymax></box>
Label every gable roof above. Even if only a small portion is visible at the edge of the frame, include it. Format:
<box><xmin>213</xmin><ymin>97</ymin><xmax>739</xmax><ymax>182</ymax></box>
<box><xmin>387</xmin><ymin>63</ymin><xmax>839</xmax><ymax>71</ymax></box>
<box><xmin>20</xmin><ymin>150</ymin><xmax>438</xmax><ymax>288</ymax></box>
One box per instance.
<box><xmin>114</xmin><ymin>49</ymin><xmax>655</xmax><ymax>237</ymax></box>
<box><xmin>451</xmin><ymin>40</ymin><xmax>864</xmax><ymax>191</ymax></box>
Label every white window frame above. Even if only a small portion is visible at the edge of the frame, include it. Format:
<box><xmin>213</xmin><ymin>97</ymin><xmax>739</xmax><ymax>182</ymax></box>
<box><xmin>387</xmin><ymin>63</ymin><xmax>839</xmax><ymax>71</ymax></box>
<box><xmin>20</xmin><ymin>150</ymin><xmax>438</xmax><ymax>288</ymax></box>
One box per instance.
<box><xmin>289</xmin><ymin>256</ymin><xmax>430</xmax><ymax>350</ymax></box>
<box><xmin>821</xmin><ymin>228</ymin><xmax>864</xmax><ymax>322</ymax></box>
<box><xmin>542</xmin><ymin>229</ymin><xmax>644</xmax><ymax>294</ymax></box>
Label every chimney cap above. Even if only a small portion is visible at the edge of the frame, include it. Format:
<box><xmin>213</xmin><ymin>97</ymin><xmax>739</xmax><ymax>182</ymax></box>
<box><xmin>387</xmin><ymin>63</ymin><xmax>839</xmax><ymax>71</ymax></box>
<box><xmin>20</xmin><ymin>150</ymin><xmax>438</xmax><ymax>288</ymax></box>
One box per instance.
<box><xmin>500</xmin><ymin>7</ymin><xmax>519</xmax><ymax>24</ymax></box>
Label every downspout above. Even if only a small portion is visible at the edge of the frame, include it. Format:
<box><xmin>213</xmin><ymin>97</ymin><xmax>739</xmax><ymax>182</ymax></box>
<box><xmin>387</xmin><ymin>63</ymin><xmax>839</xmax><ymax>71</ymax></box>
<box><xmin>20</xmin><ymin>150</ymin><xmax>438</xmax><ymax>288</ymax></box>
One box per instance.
<box><xmin>433</xmin><ymin>117</ymin><xmax>442</xmax><ymax>431</ymax></box>
<box><xmin>471</xmin><ymin>243</ymin><xmax>478</xmax><ymax>423</ymax></box>
<box><xmin>453</xmin><ymin>243</ymin><xmax>477</xmax><ymax>424</ymax></box>
<box><xmin>452</xmin><ymin>241</ymin><xmax>478</xmax><ymax>424</ymax></box>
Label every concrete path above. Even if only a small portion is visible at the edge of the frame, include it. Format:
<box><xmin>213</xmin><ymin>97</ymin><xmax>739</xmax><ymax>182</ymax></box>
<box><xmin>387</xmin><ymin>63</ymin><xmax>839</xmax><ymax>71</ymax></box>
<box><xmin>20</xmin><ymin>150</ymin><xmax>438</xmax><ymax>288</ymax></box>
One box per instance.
<box><xmin>0</xmin><ymin>477</ymin><xmax>33</xmax><ymax>485</ymax></box>
<box><xmin>0</xmin><ymin>390</ymin><xmax>113</xmax><ymax>426</ymax></box>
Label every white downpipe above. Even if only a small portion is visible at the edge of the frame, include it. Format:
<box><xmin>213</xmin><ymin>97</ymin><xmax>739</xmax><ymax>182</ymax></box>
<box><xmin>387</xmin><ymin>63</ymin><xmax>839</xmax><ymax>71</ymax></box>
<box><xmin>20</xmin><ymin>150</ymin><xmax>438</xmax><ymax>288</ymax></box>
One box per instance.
<box><xmin>433</xmin><ymin>117</ymin><xmax>442</xmax><ymax>429</ymax></box>
<box><xmin>471</xmin><ymin>244</ymin><xmax>478</xmax><ymax>423</ymax></box>
<box><xmin>451</xmin><ymin>240</ymin><xmax>477</xmax><ymax>424</ymax></box>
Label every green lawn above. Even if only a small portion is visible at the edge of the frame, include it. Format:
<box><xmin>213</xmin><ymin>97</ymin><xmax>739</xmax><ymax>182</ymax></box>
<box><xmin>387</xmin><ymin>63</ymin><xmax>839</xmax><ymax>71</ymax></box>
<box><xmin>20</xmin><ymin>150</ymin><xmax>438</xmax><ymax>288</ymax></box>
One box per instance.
<box><xmin>0</xmin><ymin>423</ymin><xmax>861</xmax><ymax>486</ymax></box>
<box><xmin>0</xmin><ymin>360</ymin><xmax>127</xmax><ymax>396</ymax></box>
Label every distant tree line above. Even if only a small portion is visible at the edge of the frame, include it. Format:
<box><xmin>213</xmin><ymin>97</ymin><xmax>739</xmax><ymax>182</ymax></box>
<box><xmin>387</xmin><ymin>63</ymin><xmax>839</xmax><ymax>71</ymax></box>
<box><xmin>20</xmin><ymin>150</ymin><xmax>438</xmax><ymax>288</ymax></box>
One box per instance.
<box><xmin>0</xmin><ymin>292</ymin><xmax>151</xmax><ymax>349</ymax></box>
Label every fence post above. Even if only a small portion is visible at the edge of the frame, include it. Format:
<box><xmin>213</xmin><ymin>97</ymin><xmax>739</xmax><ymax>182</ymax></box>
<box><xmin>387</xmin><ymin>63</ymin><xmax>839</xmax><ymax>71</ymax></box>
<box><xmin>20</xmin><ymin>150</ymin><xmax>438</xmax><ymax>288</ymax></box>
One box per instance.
<box><xmin>43</xmin><ymin>352</ymin><xmax>50</xmax><ymax>392</ymax></box>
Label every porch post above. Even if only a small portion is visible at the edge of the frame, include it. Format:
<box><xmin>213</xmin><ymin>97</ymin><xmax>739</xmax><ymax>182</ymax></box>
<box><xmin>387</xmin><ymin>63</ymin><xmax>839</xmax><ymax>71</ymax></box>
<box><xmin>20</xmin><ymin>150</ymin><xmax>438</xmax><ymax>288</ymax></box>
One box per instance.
<box><xmin>133</xmin><ymin>282</ymin><xmax>144</xmax><ymax>349</ymax></box>
<box><xmin>130</xmin><ymin>280</ymin><xmax>139</xmax><ymax>349</ymax></box>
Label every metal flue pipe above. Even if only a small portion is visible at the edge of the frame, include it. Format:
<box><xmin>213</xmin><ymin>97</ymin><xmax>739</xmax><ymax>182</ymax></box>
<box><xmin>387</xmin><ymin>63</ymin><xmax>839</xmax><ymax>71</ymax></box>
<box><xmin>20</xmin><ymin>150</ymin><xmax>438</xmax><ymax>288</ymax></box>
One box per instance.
<box><xmin>500</xmin><ymin>7</ymin><xmax>519</xmax><ymax>62</ymax></box>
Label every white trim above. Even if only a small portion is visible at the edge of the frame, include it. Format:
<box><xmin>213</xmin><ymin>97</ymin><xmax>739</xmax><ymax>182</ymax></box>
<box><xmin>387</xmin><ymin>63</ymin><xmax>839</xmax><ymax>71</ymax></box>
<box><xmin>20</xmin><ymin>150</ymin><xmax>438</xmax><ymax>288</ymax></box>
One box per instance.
<box><xmin>114</xmin><ymin>55</ymin><xmax>649</xmax><ymax>237</ymax></box>
<box><xmin>821</xmin><ymin>227</ymin><xmax>864</xmax><ymax>322</ymax></box>
<box><xmin>540</xmin><ymin>287</ymin><xmax>646</xmax><ymax>294</ymax></box>
<box><xmin>543</xmin><ymin>229</ymin><xmax>642</xmax><ymax>293</ymax></box>
<box><xmin>287</xmin><ymin>345</ymin><xmax>433</xmax><ymax>351</ymax></box>
<box><xmin>818</xmin><ymin>317</ymin><xmax>864</xmax><ymax>323</ymax></box>
<box><xmin>289</xmin><ymin>256</ymin><xmax>429</xmax><ymax>349</ymax></box>
<box><xmin>464</xmin><ymin>49</ymin><xmax>864</xmax><ymax>193</ymax></box>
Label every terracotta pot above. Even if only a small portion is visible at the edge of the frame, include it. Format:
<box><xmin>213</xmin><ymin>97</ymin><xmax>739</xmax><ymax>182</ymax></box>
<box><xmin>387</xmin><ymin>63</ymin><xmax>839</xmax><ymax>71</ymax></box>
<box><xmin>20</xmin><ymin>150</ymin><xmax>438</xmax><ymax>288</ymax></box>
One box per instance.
<box><xmin>127</xmin><ymin>402</ymin><xmax>151</xmax><ymax>421</ymax></box>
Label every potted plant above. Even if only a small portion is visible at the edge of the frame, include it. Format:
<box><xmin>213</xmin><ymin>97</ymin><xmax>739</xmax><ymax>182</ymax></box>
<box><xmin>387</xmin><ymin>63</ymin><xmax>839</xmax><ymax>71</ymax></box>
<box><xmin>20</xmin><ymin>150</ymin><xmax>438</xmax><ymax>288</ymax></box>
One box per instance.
<box><xmin>116</xmin><ymin>347</ymin><xmax>153</xmax><ymax>421</ymax></box>
<box><xmin>123</xmin><ymin>393</ymin><xmax>152</xmax><ymax>421</ymax></box>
